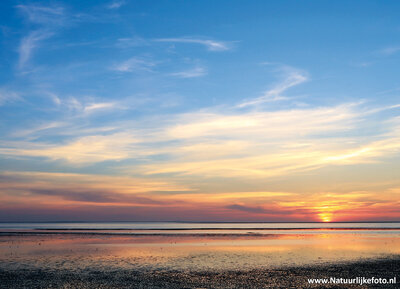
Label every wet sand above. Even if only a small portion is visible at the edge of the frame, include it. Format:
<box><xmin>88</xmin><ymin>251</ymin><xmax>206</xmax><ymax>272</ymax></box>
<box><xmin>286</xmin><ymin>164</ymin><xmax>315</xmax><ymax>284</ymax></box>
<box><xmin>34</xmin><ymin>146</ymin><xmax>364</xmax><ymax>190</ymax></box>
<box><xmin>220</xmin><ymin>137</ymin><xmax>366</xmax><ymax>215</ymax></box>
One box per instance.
<box><xmin>1</xmin><ymin>258</ymin><xmax>399</xmax><ymax>288</ymax></box>
<box><xmin>0</xmin><ymin>231</ymin><xmax>399</xmax><ymax>288</ymax></box>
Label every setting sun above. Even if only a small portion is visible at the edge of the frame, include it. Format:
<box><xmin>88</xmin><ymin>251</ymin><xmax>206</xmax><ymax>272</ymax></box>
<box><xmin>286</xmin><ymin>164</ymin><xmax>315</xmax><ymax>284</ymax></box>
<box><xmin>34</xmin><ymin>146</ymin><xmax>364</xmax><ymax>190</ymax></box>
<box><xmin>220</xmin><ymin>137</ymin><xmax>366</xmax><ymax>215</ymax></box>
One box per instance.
<box><xmin>318</xmin><ymin>213</ymin><xmax>333</xmax><ymax>223</ymax></box>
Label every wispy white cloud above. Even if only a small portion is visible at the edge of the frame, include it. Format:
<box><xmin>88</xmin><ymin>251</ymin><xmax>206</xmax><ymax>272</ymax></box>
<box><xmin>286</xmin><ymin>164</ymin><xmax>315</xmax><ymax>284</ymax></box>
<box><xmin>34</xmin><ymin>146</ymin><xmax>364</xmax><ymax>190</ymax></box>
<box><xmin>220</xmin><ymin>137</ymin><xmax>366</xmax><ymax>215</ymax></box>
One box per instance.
<box><xmin>84</xmin><ymin>102</ymin><xmax>119</xmax><ymax>113</ymax></box>
<box><xmin>46</xmin><ymin>92</ymin><xmax>61</xmax><ymax>106</ymax></box>
<box><xmin>2</xmin><ymin>50</ymin><xmax>399</xmax><ymax>185</ymax></box>
<box><xmin>350</xmin><ymin>61</ymin><xmax>373</xmax><ymax>68</ymax></box>
<box><xmin>112</xmin><ymin>57</ymin><xmax>156</xmax><ymax>72</ymax></box>
<box><xmin>127</xmin><ymin>101</ymin><xmax>397</xmax><ymax>179</ymax></box>
<box><xmin>15</xmin><ymin>4</ymin><xmax>95</xmax><ymax>71</ymax></box>
<box><xmin>167</xmin><ymin>103</ymin><xmax>357</xmax><ymax>140</ymax></box>
<box><xmin>0</xmin><ymin>133</ymin><xmax>139</xmax><ymax>164</ymax></box>
<box><xmin>3</xmin><ymin>98</ymin><xmax>399</xmax><ymax>180</ymax></box>
<box><xmin>376</xmin><ymin>87</ymin><xmax>400</xmax><ymax>95</ymax></box>
<box><xmin>380</xmin><ymin>45</ymin><xmax>400</xmax><ymax>56</ymax></box>
<box><xmin>11</xmin><ymin>122</ymin><xmax>66</xmax><ymax>138</ymax></box>
<box><xmin>18</xmin><ymin>30</ymin><xmax>53</xmax><ymax>69</ymax></box>
<box><xmin>65</xmin><ymin>97</ymin><xmax>83</xmax><ymax>111</ymax></box>
<box><xmin>0</xmin><ymin>171</ymin><xmax>191</xmax><ymax>200</ymax></box>
<box><xmin>107</xmin><ymin>1</ymin><xmax>127</xmax><ymax>9</ymax></box>
<box><xmin>38</xmin><ymin>93</ymin><xmax>123</xmax><ymax>116</ymax></box>
<box><xmin>0</xmin><ymin>88</ymin><xmax>22</xmax><ymax>106</ymax></box>
<box><xmin>116</xmin><ymin>37</ymin><xmax>148</xmax><ymax>48</ymax></box>
<box><xmin>16</xmin><ymin>5</ymin><xmax>65</xmax><ymax>25</ymax></box>
<box><xmin>238</xmin><ymin>66</ymin><xmax>308</xmax><ymax>108</ymax></box>
<box><xmin>63</xmin><ymin>97</ymin><xmax>122</xmax><ymax>115</ymax></box>
<box><xmin>154</xmin><ymin>37</ymin><xmax>231</xmax><ymax>51</ymax></box>
<box><xmin>170</xmin><ymin>66</ymin><xmax>207</xmax><ymax>78</ymax></box>
<box><xmin>16</xmin><ymin>4</ymin><xmax>68</xmax><ymax>70</ymax></box>
<box><xmin>363</xmin><ymin>103</ymin><xmax>400</xmax><ymax>115</ymax></box>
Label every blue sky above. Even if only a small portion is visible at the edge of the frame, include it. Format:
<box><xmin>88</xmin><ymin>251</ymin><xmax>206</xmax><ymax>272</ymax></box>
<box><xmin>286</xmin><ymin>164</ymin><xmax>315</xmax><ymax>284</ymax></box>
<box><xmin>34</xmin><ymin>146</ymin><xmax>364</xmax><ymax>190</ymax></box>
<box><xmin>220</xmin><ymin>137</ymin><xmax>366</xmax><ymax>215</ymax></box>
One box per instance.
<box><xmin>0</xmin><ymin>0</ymin><xmax>400</xmax><ymax>221</ymax></box>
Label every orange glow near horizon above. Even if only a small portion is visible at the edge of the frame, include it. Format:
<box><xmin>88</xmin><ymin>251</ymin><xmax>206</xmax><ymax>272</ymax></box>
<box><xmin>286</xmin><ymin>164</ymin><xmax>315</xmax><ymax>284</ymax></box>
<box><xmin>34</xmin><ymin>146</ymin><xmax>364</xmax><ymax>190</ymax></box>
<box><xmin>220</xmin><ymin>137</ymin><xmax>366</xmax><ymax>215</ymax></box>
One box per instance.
<box><xmin>0</xmin><ymin>171</ymin><xmax>400</xmax><ymax>222</ymax></box>
<box><xmin>318</xmin><ymin>213</ymin><xmax>333</xmax><ymax>222</ymax></box>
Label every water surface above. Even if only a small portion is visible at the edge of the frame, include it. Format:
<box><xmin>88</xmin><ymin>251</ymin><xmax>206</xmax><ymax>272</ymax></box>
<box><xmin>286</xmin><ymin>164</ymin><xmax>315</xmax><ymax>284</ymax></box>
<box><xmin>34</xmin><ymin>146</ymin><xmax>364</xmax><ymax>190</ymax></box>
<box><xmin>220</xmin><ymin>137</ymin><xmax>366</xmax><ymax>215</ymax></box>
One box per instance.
<box><xmin>1</xmin><ymin>222</ymin><xmax>399</xmax><ymax>272</ymax></box>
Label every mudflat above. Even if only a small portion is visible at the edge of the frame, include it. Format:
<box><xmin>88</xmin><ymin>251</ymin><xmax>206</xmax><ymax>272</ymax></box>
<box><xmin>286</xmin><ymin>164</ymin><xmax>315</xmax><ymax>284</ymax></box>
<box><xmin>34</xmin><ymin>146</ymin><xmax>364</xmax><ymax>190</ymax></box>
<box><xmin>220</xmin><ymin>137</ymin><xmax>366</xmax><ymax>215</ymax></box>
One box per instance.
<box><xmin>0</xmin><ymin>232</ymin><xmax>399</xmax><ymax>288</ymax></box>
<box><xmin>0</xmin><ymin>258</ymin><xmax>399</xmax><ymax>288</ymax></box>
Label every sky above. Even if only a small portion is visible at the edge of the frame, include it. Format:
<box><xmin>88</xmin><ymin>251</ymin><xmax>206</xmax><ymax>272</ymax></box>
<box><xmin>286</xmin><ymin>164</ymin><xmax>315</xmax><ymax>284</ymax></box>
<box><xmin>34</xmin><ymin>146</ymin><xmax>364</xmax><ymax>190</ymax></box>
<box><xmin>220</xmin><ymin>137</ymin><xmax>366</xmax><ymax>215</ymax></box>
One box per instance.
<box><xmin>0</xmin><ymin>0</ymin><xmax>400</xmax><ymax>222</ymax></box>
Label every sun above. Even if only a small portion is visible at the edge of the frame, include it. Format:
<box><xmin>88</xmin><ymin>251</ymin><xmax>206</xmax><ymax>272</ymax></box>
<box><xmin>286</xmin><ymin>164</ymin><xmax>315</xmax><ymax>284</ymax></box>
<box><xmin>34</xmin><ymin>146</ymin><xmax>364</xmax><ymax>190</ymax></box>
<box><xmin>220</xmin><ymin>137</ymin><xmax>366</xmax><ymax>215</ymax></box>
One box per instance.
<box><xmin>318</xmin><ymin>213</ymin><xmax>332</xmax><ymax>222</ymax></box>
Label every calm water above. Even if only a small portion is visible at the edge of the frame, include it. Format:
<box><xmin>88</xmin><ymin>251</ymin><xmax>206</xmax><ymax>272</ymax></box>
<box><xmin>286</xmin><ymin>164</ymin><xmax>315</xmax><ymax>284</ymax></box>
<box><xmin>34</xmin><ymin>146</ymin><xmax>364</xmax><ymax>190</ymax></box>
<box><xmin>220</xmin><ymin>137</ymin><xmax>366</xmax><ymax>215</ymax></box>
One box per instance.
<box><xmin>1</xmin><ymin>222</ymin><xmax>399</xmax><ymax>271</ymax></box>
<box><xmin>1</xmin><ymin>222</ymin><xmax>400</xmax><ymax>231</ymax></box>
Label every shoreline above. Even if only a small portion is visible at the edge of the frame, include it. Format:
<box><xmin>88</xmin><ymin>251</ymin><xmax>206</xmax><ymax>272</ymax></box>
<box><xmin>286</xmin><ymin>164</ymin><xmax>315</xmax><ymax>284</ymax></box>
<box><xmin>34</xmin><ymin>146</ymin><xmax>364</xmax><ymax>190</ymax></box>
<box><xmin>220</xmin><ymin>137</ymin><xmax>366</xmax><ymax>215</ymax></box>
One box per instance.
<box><xmin>6</xmin><ymin>227</ymin><xmax>400</xmax><ymax>231</ymax></box>
<box><xmin>1</xmin><ymin>226</ymin><xmax>400</xmax><ymax>237</ymax></box>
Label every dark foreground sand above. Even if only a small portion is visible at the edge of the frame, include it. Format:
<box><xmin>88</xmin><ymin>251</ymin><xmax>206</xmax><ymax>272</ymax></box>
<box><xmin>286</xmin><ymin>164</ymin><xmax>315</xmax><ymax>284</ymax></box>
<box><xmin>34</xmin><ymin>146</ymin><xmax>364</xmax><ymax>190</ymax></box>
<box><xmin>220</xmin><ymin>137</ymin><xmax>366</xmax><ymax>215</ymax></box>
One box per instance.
<box><xmin>1</xmin><ymin>258</ymin><xmax>399</xmax><ymax>289</ymax></box>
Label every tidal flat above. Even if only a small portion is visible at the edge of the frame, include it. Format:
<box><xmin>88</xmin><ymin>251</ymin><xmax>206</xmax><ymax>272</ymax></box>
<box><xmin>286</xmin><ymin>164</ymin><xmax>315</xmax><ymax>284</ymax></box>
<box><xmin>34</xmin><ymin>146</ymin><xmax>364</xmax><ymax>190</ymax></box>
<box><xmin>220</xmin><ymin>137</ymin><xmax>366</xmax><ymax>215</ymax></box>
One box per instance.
<box><xmin>0</xmin><ymin>229</ymin><xmax>399</xmax><ymax>288</ymax></box>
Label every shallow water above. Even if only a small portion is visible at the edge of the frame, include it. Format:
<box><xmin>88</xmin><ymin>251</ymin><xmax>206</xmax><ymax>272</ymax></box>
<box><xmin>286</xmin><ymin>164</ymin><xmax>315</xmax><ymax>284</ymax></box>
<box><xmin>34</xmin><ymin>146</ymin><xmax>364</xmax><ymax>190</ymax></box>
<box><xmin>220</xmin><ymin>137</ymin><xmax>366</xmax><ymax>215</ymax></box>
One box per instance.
<box><xmin>1</xmin><ymin>229</ymin><xmax>399</xmax><ymax>272</ymax></box>
<box><xmin>1</xmin><ymin>221</ymin><xmax>400</xmax><ymax>230</ymax></box>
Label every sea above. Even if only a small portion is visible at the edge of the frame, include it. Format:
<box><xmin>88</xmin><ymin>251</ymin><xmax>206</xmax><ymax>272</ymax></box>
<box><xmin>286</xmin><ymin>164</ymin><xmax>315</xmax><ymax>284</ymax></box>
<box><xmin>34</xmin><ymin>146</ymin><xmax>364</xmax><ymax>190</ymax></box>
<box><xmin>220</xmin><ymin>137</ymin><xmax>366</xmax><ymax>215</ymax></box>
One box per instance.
<box><xmin>0</xmin><ymin>221</ymin><xmax>399</xmax><ymax>233</ymax></box>
<box><xmin>1</xmin><ymin>222</ymin><xmax>400</xmax><ymax>271</ymax></box>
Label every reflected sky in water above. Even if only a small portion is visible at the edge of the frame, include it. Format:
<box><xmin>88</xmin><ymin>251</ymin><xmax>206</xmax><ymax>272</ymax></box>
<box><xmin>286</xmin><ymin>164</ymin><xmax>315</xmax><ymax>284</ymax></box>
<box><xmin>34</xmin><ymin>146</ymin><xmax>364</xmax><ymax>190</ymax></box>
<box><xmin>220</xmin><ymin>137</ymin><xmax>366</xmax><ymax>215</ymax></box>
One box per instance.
<box><xmin>1</xmin><ymin>229</ymin><xmax>399</xmax><ymax>272</ymax></box>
